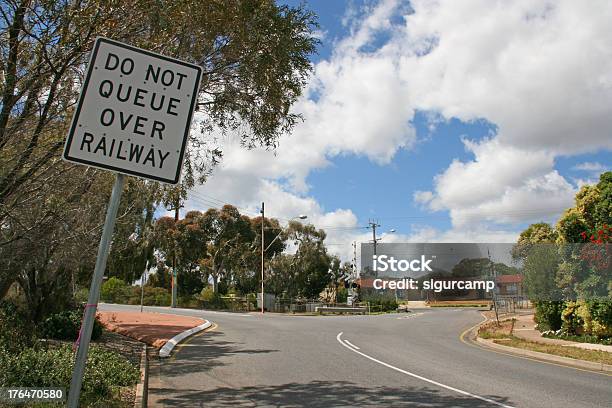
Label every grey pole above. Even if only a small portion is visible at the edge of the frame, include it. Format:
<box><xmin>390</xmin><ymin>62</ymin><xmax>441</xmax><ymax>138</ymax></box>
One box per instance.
<box><xmin>260</xmin><ymin>202</ymin><xmax>265</xmax><ymax>314</ymax></box>
<box><xmin>140</xmin><ymin>260</ymin><xmax>149</xmax><ymax>313</ymax></box>
<box><xmin>68</xmin><ymin>173</ymin><xmax>126</xmax><ymax>408</ymax></box>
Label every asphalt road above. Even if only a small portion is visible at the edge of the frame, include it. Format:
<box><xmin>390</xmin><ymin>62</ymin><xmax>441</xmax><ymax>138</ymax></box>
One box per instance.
<box><xmin>100</xmin><ymin>304</ymin><xmax>611</xmax><ymax>408</ymax></box>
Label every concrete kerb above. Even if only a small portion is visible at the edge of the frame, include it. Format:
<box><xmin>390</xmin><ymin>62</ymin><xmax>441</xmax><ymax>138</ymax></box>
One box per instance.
<box><xmin>468</xmin><ymin>314</ymin><xmax>612</xmax><ymax>374</ymax></box>
<box><xmin>159</xmin><ymin>320</ymin><xmax>212</xmax><ymax>358</ymax></box>
<box><xmin>134</xmin><ymin>344</ymin><xmax>148</xmax><ymax>408</ymax></box>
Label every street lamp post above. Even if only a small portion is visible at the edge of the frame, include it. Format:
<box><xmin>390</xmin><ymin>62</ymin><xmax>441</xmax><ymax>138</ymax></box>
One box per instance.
<box><xmin>260</xmin><ymin>209</ymin><xmax>307</xmax><ymax>313</ymax></box>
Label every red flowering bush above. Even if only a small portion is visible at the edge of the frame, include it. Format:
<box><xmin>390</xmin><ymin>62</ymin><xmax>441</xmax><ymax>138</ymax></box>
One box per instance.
<box><xmin>579</xmin><ymin>225</ymin><xmax>611</xmax><ymax>271</ymax></box>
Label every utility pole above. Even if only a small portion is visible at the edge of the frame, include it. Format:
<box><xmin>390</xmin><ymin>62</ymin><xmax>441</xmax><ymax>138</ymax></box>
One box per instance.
<box><xmin>352</xmin><ymin>241</ymin><xmax>357</xmax><ymax>278</ymax></box>
<box><xmin>169</xmin><ymin>197</ymin><xmax>182</xmax><ymax>308</ymax></box>
<box><xmin>368</xmin><ymin>220</ymin><xmax>381</xmax><ymax>255</ymax></box>
<box><xmin>260</xmin><ymin>202</ymin><xmax>265</xmax><ymax>314</ymax></box>
<box><xmin>488</xmin><ymin>248</ymin><xmax>499</xmax><ymax>325</ymax></box>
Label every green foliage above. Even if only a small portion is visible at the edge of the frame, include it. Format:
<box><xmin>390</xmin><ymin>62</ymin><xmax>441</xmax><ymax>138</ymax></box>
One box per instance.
<box><xmin>0</xmin><ymin>301</ymin><xmax>35</xmax><ymax>352</ymax></box>
<box><xmin>336</xmin><ymin>286</ymin><xmax>348</xmax><ymax>303</ymax></box>
<box><xmin>39</xmin><ymin>305</ymin><xmax>102</xmax><ymax>341</ymax></box>
<box><xmin>556</xmin><ymin>210</ymin><xmax>588</xmax><ymax>244</ymax></box>
<box><xmin>363</xmin><ymin>294</ymin><xmax>398</xmax><ymax>312</ymax></box>
<box><xmin>101</xmin><ymin>277</ymin><xmax>130</xmax><ymax>303</ymax></box>
<box><xmin>0</xmin><ymin>0</ymin><xmax>318</xmax><ymax>326</ymax></box>
<box><xmin>512</xmin><ymin>222</ymin><xmax>557</xmax><ymax>260</ymax></box>
<box><xmin>522</xmin><ymin>244</ymin><xmax>561</xmax><ymax>301</ymax></box>
<box><xmin>141</xmin><ymin>287</ymin><xmax>172</xmax><ymax>306</ymax></box>
<box><xmin>451</xmin><ymin>258</ymin><xmax>492</xmax><ymax>277</ymax></box>
<box><xmin>556</xmin><ymin>172</ymin><xmax>612</xmax><ymax>243</ymax></box>
<box><xmin>74</xmin><ymin>287</ymin><xmax>90</xmax><ymax>304</ymax></box>
<box><xmin>537</xmin><ymin>300</ymin><xmax>612</xmax><ymax>339</ymax></box>
<box><xmin>534</xmin><ymin>301</ymin><xmax>564</xmax><ymax>331</ymax></box>
<box><xmin>0</xmin><ymin>344</ymin><xmax>138</xmax><ymax>405</ymax></box>
<box><xmin>561</xmin><ymin>301</ymin><xmax>584</xmax><ymax>334</ymax></box>
<box><xmin>577</xmin><ymin>300</ymin><xmax>612</xmax><ymax>337</ymax></box>
<box><xmin>593</xmin><ymin>172</ymin><xmax>612</xmax><ymax>228</ymax></box>
<box><xmin>199</xmin><ymin>286</ymin><xmax>226</xmax><ymax>309</ymax></box>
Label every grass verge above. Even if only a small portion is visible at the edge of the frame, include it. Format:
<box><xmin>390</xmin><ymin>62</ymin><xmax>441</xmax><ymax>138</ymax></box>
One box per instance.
<box><xmin>493</xmin><ymin>337</ymin><xmax>612</xmax><ymax>365</ymax></box>
<box><xmin>478</xmin><ymin>319</ymin><xmax>612</xmax><ymax>365</ymax></box>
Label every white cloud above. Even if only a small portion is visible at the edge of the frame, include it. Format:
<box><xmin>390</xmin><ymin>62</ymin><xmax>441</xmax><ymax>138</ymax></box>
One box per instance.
<box><xmin>572</xmin><ymin>162</ymin><xmax>609</xmax><ymax>173</ymax></box>
<box><xmin>398</xmin><ymin>0</ymin><xmax>612</xmax><ymax>154</ymax></box>
<box><xmin>181</xmin><ymin>0</ymin><xmax>612</xmax><ymax>260</ymax></box>
<box><xmin>398</xmin><ymin>0</ymin><xmax>612</xmax><ymax>230</ymax></box>
<box><xmin>415</xmin><ymin>138</ymin><xmax>575</xmax><ymax>227</ymax></box>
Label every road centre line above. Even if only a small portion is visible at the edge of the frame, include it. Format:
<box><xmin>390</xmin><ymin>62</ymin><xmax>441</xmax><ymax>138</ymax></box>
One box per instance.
<box><xmin>397</xmin><ymin>312</ymin><xmax>425</xmax><ymax>320</ymax></box>
<box><xmin>336</xmin><ymin>332</ymin><xmax>514</xmax><ymax>408</ymax></box>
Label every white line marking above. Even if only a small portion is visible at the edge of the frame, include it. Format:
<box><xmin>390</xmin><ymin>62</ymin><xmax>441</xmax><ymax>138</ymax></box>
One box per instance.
<box><xmin>344</xmin><ymin>340</ymin><xmax>360</xmax><ymax>350</ymax></box>
<box><xmin>397</xmin><ymin>312</ymin><xmax>425</xmax><ymax>320</ymax></box>
<box><xmin>336</xmin><ymin>332</ymin><xmax>514</xmax><ymax>408</ymax></box>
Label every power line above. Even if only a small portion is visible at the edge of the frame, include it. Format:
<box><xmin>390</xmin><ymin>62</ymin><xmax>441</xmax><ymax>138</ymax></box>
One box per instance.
<box><xmin>179</xmin><ymin>191</ymin><xmax>568</xmax><ymax>235</ymax></box>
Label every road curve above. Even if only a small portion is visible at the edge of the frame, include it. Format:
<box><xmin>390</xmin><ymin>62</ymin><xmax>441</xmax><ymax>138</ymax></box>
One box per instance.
<box><xmin>100</xmin><ymin>304</ymin><xmax>611</xmax><ymax>408</ymax></box>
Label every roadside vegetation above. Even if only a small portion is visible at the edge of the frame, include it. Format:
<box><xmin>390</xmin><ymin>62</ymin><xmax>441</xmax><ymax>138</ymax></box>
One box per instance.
<box><xmin>515</xmin><ymin>172</ymin><xmax>612</xmax><ymax>344</ymax></box>
<box><xmin>0</xmin><ymin>301</ymin><xmax>139</xmax><ymax>407</ymax></box>
<box><xmin>0</xmin><ymin>0</ymin><xmax>320</xmax><ymax>403</ymax></box>
<box><xmin>478</xmin><ymin>319</ymin><xmax>612</xmax><ymax>365</ymax></box>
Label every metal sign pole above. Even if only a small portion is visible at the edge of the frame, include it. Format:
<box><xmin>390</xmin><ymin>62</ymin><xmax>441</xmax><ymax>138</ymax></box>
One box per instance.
<box><xmin>140</xmin><ymin>260</ymin><xmax>149</xmax><ymax>313</ymax></box>
<box><xmin>68</xmin><ymin>173</ymin><xmax>126</xmax><ymax>408</ymax></box>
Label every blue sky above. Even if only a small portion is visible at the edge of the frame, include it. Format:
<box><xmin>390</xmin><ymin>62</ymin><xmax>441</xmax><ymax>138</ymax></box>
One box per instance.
<box><xmin>186</xmin><ymin>0</ymin><xmax>612</xmax><ymax>260</ymax></box>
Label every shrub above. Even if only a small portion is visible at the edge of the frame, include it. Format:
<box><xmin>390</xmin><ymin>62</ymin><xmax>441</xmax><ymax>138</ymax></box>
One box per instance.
<box><xmin>578</xmin><ymin>300</ymin><xmax>612</xmax><ymax>337</ymax></box>
<box><xmin>534</xmin><ymin>301</ymin><xmax>563</xmax><ymax>331</ymax></box>
<box><xmin>199</xmin><ymin>286</ymin><xmax>226</xmax><ymax>309</ymax></box>
<box><xmin>39</xmin><ymin>305</ymin><xmax>103</xmax><ymax>341</ymax></box>
<box><xmin>100</xmin><ymin>277</ymin><xmax>129</xmax><ymax>303</ymax></box>
<box><xmin>246</xmin><ymin>293</ymin><xmax>257</xmax><ymax>310</ymax></box>
<box><xmin>0</xmin><ymin>344</ymin><xmax>138</xmax><ymax>405</ymax></box>
<box><xmin>74</xmin><ymin>288</ymin><xmax>90</xmax><ymax>304</ymax></box>
<box><xmin>336</xmin><ymin>286</ymin><xmax>348</xmax><ymax>303</ymax></box>
<box><xmin>178</xmin><ymin>295</ymin><xmax>199</xmax><ymax>308</ymax></box>
<box><xmin>141</xmin><ymin>286</ymin><xmax>171</xmax><ymax>306</ymax></box>
<box><xmin>561</xmin><ymin>301</ymin><xmax>584</xmax><ymax>335</ymax></box>
<box><xmin>0</xmin><ymin>301</ymin><xmax>35</xmax><ymax>352</ymax></box>
<box><xmin>363</xmin><ymin>294</ymin><xmax>398</xmax><ymax>312</ymax></box>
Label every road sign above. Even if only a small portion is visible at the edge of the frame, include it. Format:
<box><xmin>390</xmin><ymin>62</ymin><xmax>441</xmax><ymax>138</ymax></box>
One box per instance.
<box><xmin>65</xmin><ymin>37</ymin><xmax>202</xmax><ymax>408</ymax></box>
<box><xmin>63</xmin><ymin>37</ymin><xmax>202</xmax><ymax>184</ymax></box>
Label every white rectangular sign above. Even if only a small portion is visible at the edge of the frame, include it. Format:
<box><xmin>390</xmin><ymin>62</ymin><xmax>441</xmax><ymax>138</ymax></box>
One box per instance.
<box><xmin>63</xmin><ymin>37</ymin><xmax>202</xmax><ymax>184</ymax></box>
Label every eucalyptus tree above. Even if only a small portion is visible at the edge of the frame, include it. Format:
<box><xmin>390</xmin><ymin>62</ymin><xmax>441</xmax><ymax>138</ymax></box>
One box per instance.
<box><xmin>0</xmin><ymin>0</ymin><xmax>318</xmax><ymax>316</ymax></box>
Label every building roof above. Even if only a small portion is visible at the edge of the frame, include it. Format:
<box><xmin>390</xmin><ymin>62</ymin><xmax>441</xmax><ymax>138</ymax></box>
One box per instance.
<box><xmin>496</xmin><ymin>274</ymin><xmax>523</xmax><ymax>284</ymax></box>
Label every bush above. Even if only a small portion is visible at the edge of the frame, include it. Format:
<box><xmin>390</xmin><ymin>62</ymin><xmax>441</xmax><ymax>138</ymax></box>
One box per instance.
<box><xmin>363</xmin><ymin>294</ymin><xmax>398</xmax><ymax>312</ymax></box>
<box><xmin>178</xmin><ymin>295</ymin><xmax>199</xmax><ymax>308</ymax></box>
<box><xmin>74</xmin><ymin>287</ymin><xmax>90</xmax><ymax>304</ymax></box>
<box><xmin>138</xmin><ymin>286</ymin><xmax>171</xmax><ymax>306</ymax></box>
<box><xmin>246</xmin><ymin>293</ymin><xmax>257</xmax><ymax>310</ymax></box>
<box><xmin>0</xmin><ymin>344</ymin><xmax>139</xmax><ymax>405</ymax></box>
<box><xmin>561</xmin><ymin>301</ymin><xmax>584</xmax><ymax>335</ymax></box>
<box><xmin>39</xmin><ymin>305</ymin><xmax>103</xmax><ymax>341</ymax></box>
<box><xmin>101</xmin><ymin>277</ymin><xmax>130</xmax><ymax>303</ymax></box>
<box><xmin>199</xmin><ymin>286</ymin><xmax>226</xmax><ymax>309</ymax></box>
<box><xmin>578</xmin><ymin>300</ymin><xmax>612</xmax><ymax>337</ymax></box>
<box><xmin>534</xmin><ymin>301</ymin><xmax>564</xmax><ymax>331</ymax></box>
<box><xmin>0</xmin><ymin>301</ymin><xmax>35</xmax><ymax>352</ymax></box>
<box><xmin>336</xmin><ymin>286</ymin><xmax>348</xmax><ymax>303</ymax></box>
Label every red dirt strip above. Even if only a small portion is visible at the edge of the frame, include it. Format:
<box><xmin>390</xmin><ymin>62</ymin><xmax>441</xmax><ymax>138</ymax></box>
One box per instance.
<box><xmin>97</xmin><ymin>310</ymin><xmax>204</xmax><ymax>348</ymax></box>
